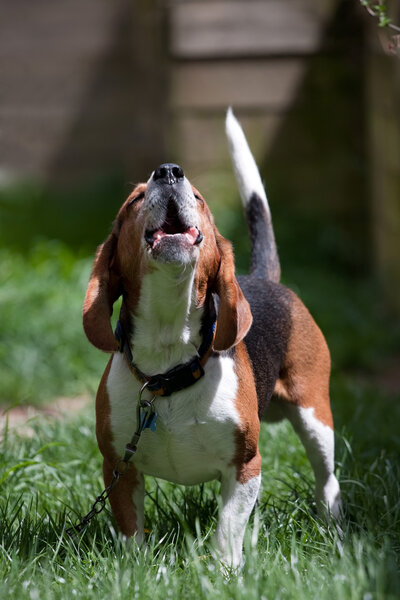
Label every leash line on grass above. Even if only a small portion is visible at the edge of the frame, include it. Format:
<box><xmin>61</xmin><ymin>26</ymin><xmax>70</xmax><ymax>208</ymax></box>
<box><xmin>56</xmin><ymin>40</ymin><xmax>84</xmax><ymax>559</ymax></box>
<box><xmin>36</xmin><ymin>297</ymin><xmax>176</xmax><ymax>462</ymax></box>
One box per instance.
<box><xmin>66</xmin><ymin>383</ymin><xmax>156</xmax><ymax>536</ymax></box>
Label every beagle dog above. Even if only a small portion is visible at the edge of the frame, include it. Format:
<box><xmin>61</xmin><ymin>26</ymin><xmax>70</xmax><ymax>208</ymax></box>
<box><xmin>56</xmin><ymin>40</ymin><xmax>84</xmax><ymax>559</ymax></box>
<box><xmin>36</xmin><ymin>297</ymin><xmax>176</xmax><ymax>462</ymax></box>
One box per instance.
<box><xmin>83</xmin><ymin>109</ymin><xmax>341</xmax><ymax>567</ymax></box>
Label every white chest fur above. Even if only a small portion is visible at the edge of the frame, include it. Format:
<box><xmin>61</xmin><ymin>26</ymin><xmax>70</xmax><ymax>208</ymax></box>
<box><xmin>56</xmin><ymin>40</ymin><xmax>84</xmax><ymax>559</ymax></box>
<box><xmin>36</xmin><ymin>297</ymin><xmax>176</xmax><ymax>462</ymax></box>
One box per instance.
<box><xmin>107</xmin><ymin>352</ymin><xmax>240</xmax><ymax>485</ymax></box>
<box><xmin>130</xmin><ymin>265</ymin><xmax>203</xmax><ymax>375</ymax></box>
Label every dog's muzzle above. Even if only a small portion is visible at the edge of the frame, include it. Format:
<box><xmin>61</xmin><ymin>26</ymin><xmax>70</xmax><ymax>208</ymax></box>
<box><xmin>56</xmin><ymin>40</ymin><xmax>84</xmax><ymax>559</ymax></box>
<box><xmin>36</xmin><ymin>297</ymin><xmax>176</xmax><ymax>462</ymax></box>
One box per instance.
<box><xmin>143</xmin><ymin>164</ymin><xmax>203</xmax><ymax>263</ymax></box>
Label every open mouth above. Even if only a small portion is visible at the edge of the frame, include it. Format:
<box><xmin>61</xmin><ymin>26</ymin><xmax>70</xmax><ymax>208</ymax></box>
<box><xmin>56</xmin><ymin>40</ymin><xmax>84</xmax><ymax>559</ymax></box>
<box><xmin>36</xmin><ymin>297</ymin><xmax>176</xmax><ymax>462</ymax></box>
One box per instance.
<box><xmin>144</xmin><ymin>199</ymin><xmax>203</xmax><ymax>250</ymax></box>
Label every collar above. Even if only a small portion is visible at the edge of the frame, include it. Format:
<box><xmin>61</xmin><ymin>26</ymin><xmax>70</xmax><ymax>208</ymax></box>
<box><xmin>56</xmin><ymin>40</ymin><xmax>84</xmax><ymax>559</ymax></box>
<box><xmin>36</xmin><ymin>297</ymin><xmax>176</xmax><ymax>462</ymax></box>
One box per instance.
<box><xmin>114</xmin><ymin>315</ymin><xmax>216</xmax><ymax>397</ymax></box>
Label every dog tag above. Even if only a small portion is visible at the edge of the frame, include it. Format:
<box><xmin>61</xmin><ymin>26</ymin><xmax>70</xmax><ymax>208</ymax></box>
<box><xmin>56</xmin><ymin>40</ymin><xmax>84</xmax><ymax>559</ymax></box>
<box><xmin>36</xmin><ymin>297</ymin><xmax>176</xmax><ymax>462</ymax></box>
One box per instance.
<box><xmin>140</xmin><ymin>409</ymin><xmax>157</xmax><ymax>432</ymax></box>
<box><xmin>145</xmin><ymin>411</ymin><xmax>157</xmax><ymax>432</ymax></box>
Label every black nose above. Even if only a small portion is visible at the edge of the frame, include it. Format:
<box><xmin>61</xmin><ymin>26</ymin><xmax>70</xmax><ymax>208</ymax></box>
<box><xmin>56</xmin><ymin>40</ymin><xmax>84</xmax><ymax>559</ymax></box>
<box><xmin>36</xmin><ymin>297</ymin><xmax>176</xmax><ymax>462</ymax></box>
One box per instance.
<box><xmin>153</xmin><ymin>163</ymin><xmax>185</xmax><ymax>184</ymax></box>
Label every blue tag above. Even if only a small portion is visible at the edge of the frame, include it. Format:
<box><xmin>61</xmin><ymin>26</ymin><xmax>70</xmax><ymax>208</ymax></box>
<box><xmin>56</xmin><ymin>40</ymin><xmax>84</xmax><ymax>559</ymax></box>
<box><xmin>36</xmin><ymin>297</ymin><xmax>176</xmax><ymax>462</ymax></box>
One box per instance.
<box><xmin>141</xmin><ymin>411</ymin><xmax>157</xmax><ymax>432</ymax></box>
<box><xmin>147</xmin><ymin>412</ymin><xmax>157</xmax><ymax>432</ymax></box>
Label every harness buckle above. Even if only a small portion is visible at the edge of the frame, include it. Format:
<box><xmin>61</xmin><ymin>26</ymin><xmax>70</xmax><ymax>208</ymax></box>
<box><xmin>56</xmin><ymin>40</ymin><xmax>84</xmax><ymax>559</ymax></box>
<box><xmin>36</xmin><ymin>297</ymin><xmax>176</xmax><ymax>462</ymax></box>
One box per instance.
<box><xmin>146</xmin><ymin>358</ymin><xmax>205</xmax><ymax>397</ymax></box>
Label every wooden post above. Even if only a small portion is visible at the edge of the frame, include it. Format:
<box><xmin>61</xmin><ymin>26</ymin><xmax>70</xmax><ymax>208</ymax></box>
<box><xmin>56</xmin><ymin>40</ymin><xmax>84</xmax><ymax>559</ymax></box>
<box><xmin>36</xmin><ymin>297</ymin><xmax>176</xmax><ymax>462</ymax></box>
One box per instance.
<box><xmin>366</xmin><ymin>0</ymin><xmax>400</xmax><ymax>314</ymax></box>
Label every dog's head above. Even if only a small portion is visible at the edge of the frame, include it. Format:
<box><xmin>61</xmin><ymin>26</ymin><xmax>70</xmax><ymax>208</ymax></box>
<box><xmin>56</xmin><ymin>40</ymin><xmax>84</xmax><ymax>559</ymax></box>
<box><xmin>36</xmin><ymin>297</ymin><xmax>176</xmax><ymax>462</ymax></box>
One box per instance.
<box><xmin>83</xmin><ymin>163</ymin><xmax>252</xmax><ymax>354</ymax></box>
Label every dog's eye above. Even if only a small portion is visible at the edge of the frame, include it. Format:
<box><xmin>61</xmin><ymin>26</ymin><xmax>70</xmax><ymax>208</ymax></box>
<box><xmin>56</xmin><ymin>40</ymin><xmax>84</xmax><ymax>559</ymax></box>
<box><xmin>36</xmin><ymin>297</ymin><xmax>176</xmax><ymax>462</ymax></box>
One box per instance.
<box><xmin>194</xmin><ymin>193</ymin><xmax>204</xmax><ymax>204</ymax></box>
<box><xmin>128</xmin><ymin>191</ymin><xmax>145</xmax><ymax>206</ymax></box>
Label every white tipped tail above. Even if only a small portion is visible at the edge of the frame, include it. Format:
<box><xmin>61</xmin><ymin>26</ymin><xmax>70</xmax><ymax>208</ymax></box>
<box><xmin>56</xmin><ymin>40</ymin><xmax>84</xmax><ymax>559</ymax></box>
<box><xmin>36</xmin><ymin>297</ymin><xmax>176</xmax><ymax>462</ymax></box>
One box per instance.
<box><xmin>226</xmin><ymin>108</ymin><xmax>280</xmax><ymax>282</ymax></box>
<box><xmin>225</xmin><ymin>107</ymin><xmax>271</xmax><ymax>219</ymax></box>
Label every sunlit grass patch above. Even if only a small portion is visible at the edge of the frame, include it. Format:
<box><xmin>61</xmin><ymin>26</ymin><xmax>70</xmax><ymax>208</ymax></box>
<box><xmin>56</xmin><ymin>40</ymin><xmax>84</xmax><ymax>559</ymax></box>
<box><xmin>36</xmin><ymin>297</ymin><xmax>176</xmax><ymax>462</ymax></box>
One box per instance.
<box><xmin>1</xmin><ymin>408</ymin><xmax>399</xmax><ymax>599</ymax></box>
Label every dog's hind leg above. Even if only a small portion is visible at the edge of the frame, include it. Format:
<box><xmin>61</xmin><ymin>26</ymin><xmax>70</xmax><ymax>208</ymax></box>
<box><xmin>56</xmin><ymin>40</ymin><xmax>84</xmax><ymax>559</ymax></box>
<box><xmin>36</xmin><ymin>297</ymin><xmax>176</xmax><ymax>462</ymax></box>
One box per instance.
<box><xmin>103</xmin><ymin>459</ymin><xmax>145</xmax><ymax>543</ymax></box>
<box><xmin>272</xmin><ymin>294</ymin><xmax>342</xmax><ymax>519</ymax></box>
<box><xmin>277</xmin><ymin>401</ymin><xmax>342</xmax><ymax>519</ymax></box>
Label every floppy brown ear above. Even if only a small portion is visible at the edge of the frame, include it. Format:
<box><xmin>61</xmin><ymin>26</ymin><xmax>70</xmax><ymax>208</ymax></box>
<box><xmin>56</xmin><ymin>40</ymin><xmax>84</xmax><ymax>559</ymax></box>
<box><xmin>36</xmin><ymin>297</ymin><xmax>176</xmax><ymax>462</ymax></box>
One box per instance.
<box><xmin>213</xmin><ymin>234</ymin><xmax>252</xmax><ymax>351</ymax></box>
<box><xmin>83</xmin><ymin>233</ymin><xmax>121</xmax><ymax>352</ymax></box>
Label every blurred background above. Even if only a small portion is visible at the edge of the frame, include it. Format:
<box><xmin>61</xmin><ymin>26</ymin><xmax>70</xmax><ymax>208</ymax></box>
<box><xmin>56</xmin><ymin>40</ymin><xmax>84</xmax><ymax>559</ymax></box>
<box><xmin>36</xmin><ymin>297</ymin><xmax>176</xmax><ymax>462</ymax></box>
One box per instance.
<box><xmin>0</xmin><ymin>0</ymin><xmax>399</xmax><ymax>450</ymax></box>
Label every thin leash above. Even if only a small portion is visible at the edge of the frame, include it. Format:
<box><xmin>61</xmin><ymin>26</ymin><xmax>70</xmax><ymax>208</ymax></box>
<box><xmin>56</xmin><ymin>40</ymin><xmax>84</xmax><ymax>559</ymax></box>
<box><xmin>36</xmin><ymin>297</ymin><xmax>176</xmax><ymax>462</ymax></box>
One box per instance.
<box><xmin>66</xmin><ymin>382</ymin><xmax>156</xmax><ymax>536</ymax></box>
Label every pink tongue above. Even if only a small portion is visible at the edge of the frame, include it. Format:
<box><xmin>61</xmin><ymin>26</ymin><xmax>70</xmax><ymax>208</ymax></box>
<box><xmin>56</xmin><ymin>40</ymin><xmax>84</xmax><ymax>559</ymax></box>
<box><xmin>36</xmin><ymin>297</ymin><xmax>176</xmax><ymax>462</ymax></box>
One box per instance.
<box><xmin>183</xmin><ymin>226</ymin><xmax>199</xmax><ymax>245</ymax></box>
<box><xmin>153</xmin><ymin>227</ymin><xmax>198</xmax><ymax>246</ymax></box>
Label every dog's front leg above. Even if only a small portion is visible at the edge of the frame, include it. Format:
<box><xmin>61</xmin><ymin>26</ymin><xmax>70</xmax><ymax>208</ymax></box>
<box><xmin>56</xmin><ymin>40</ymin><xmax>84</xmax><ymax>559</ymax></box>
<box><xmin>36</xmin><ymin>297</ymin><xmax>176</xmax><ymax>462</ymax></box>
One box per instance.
<box><xmin>215</xmin><ymin>460</ymin><xmax>261</xmax><ymax>569</ymax></box>
<box><xmin>103</xmin><ymin>459</ymin><xmax>145</xmax><ymax>544</ymax></box>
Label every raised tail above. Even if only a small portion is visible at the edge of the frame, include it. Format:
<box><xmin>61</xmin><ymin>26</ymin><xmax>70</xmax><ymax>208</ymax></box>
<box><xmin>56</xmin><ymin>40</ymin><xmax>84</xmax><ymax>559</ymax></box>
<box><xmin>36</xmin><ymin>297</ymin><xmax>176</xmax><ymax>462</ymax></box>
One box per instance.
<box><xmin>225</xmin><ymin>108</ymin><xmax>280</xmax><ymax>283</ymax></box>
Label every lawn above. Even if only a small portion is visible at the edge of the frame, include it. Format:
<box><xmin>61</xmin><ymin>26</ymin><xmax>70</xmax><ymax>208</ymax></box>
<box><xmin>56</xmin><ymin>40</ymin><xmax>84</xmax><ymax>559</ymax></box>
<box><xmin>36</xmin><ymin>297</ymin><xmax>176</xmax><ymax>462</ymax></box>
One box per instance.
<box><xmin>1</xmin><ymin>397</ymin><xmax>399</xmax><ymax>598</ymax></box>
<box><xmin>1</xmin><ymin>240</ymin><xmax>399</xmax><ymax>598</ymax></box>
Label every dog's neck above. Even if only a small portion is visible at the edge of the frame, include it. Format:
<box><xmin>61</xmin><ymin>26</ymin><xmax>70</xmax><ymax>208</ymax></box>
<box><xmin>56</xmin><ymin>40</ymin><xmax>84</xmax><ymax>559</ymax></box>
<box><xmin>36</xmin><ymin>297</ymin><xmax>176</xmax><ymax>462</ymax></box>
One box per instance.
<box><xmin>129</xmin><ymin>262</ymin><xmax>204</xmax><ymax>375</ymax></box>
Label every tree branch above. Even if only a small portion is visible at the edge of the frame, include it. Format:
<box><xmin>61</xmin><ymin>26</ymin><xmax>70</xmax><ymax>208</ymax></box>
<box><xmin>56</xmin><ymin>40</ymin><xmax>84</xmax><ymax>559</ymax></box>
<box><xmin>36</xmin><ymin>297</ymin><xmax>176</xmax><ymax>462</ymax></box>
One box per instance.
<box><xmin>360</xmin><ymin>1</ymin><xmax>400</xmax><ymax>56</ymax></box>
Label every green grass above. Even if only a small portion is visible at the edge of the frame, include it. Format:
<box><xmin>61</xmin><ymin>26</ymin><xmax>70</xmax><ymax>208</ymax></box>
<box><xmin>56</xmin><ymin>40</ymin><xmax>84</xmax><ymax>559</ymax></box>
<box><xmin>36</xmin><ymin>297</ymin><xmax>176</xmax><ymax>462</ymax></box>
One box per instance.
<box><xmin>0</xmin><ymin>242</ymin><xmax>105</xmax><ymax>405</ymax></box>
<box><xmin>1</xmin><ymin>239</ymin><xmax>399</xmax><ymax>598</ymax></box>
<box><xmin>1</xmin><ymin>405</ymin><xmax>399</xmax><ymax>599</ymax></box>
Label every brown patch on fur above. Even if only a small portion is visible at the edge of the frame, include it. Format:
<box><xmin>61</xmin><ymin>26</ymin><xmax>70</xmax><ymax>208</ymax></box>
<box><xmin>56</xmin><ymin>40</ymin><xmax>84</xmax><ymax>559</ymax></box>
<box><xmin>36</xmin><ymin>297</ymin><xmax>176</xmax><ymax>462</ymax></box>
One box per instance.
<box><xmin>97</xmin><ymin>356</ymin><xmax>141</xmax><ymax>536</ymax></box>
<box><xmin>95</xmin><ymin>357</ymin><xmax>118</xmax><ymax>462</ymax></box>
<box><xmin>232</xmin><ymin>342</ymin><xmax>261</xmax><ymax>483</ymax></box>
<box><xmin>189</xmin><ymin>187</ymin><xmax>252</xmax><ymax>352</ymax></box>
<box><xmin>192</xmin><ymin>190</ymin><xmax>221</xmax><ymax>310</ymax></box>
<box><xmin>273</xmin><ymin>290</ymin><xmax>333</xmax><ymax>428</ymax></box>
<box><xmin>83</xmin><ymin>184</ymin><xmax>149</xmax><ymax>352</ymax></box>
<box><xmin>83</xmin><ymin>234</ymin><xmax>120</xmax><ymax>352</ymax></box>
<box><xmin>103</xmin><ymin>458</ymin><xmax>140</xmax><ymax>536</ymax></box>
<box><xmin>213</xmin><ymin>233</ymin><xmax>252</xmax><ymax>351</ymax></box>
